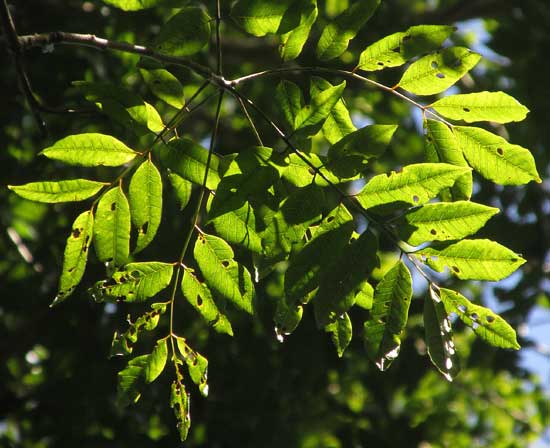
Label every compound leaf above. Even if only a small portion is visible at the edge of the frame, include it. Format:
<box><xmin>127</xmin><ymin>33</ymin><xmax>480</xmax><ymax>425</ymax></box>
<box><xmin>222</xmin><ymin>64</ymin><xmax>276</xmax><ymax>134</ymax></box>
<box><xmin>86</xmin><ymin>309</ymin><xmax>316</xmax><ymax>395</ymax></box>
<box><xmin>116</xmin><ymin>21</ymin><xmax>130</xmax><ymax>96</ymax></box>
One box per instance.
<box><xmin>398</xmin><ymin>47</ymin><xmax>481</xmax><ymax>95</ymax></box>
<box><xmin>439</xmin><ymin>288</ymin><xmax>520</xmax><ymax>349</ymax></box>
<box><xmin>430</xmin><ymin>91</ymin><xmax>529</xmax><ymax>123</ymax></box>
<box><xmin>40</xmin><ymin>133</ymin><xmax>138</xmax><ymax>167</ymax></box>
<box><xmin>415</xmin><ymin>239</ymin><xmax>525</xmax><ymax>281</ymax></box>
<box><xmin>364</xmin><ymin>260</ymin><xmax>412</xmax><ymax>371</ymax></box>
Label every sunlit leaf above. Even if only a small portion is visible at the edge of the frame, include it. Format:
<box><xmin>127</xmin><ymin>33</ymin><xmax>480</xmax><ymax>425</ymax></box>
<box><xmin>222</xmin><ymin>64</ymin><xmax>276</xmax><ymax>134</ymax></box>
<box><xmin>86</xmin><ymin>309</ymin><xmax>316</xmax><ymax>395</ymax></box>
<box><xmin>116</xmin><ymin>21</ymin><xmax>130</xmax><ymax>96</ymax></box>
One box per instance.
<box><xmin>424</xmin><ymin>286</ymin><xmax>460</xmax><ymax>381</ymax></box>
<box><xmin>355</xmin><ymin>163</ymin><xmax>470</xmax><ymax>210</ymax></box>
<box><xmin>357</xmin><ymin>25</ymin><xmax>454</xmax><ymax>71</ymax></box>
<box><xmin>91</xmin><ymin>262</ymin><xmax>174</xmax><ymax>302</ymax></box>
<box><xmin>281</xmin><ymin>152</ymin><xmax>349</xmax><ymax>186</ymax></box>
<box><xmin>139</xmin><ymin>61</ymin><xmax>185</xmax><ymax>108</ymax></box>
<box><xmin>325</xmin><ymin>312</ymin><xmax>352</xmax><ymax>357</ymax></box>
<box><xmin>181</xmin><ymin>268</ymin><xmax>234</xmax><ymax>336</ymax></box>
<box><xmin>395</xmin><ymin>201</ymin><xmax>498</xmax><ymax>246</ymax></box>
<box><xmin>176</xmin><ymin>337</ymin><xmax>209</xmax><ymax>396</ymax></box>
<box><xmin>294</xmin><ymin>81</ymin><xmax>346</xmax><ymax>131</ymax></box>
<box><xmin>154</xmin><ymin>7</ymin><xmax>211</xmax><ymax>57</ymax></box>
<box><xmin>276</xmin><ymin>80</ymin><xmax>304</xmax><ymax>128</ymax></box>
<box><xmin>167</xmin><ymin>171</ymin><xmax>193</xmax><ymax>210</ymax></box>
<box><xmin>415</xmin><ymin>239</ymin><xmax>525</xmax><ymax>281</ymax></box>
<box><xmin>364</xmin><ymin>260</ymin><xmax>412</xmax><ymax>371</ymax></box>
<box><xmin>129</xmin><ymin>160</ymin><xmax>163</xmax><ymax>253</ymax></box>
<box><xmin>279</xmin><ymin>0</ymin><xmax>318</xmax><ymax>61</ymax></box>
<box><xmin>94</xmin><ymin>186</ymin><xmax>131</xmax><ymax>266</ymax></box>
<box><xmin>8</xmin><ymin>179</ymin><xmax>106</xmax><ymax>203</ymax></box>
<box><xmin>274</xmin><ymin>299</ymin><xmax>303</xmax><ymax>336</ymax></box>
<box><xmin>102</xmin><ymin>0</ymin><xmax>161</xmax><ymax>11</ymax></box>
<box><xmin>430</xmin><ymin>91</ymin><xmax>529</xmax><ymax>123</ymax></box>
<box><xmin>117</xmin><ymin>355</ymin><xmax>149</xmax><ymax>406</ymax></box>
<box><xmin>454</xmin><ymin>126</ymin><xmax>541</xmax><ymax>185</ymax></box>
<box><xmin>144</xmin><ymin>338</ymin><xmax>168</xmax><ymax>383</ymax></box>
<box><xmin>40</xmin><ymin>133</ymin><xmax>138</xmax><ymax>167</ymax></box>
<box><xmin>439</xmin><ymin>288</ymin><xmax>520</xmax><ymax>349</ymax></box>
<box><xmin>53</xmin><ymin>210</ymin><xmax>94</xmax><ymax>305</ymax></box>
<box><xmin>231</xmin><ymin>0</ymin><xmax>294</xmax><ymax>36</ymax></box>
<box><xmin>170</xmin><ymin>376</ymin><xmax>191</xmax><ymax>442</ymax></box>
<box><xmin>398</xmin><ymin>47</ymin><xmax>481</xmax><ymax>95</ymax></box>
<box><xmin>316</xmin><ymin>0</ymin><xmax>380</xmax><ymax>60</ymax></box>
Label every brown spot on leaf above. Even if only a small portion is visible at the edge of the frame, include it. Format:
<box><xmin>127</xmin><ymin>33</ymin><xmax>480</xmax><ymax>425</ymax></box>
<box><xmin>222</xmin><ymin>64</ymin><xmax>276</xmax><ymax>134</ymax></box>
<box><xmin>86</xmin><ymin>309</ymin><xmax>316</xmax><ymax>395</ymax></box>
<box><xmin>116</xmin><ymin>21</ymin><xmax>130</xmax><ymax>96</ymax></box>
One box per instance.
<box><xmin>221</xmin><ymin>260</ymin><xmax>230</xmax><ymax>268</ymax></box>
<box><xmin>430</xmin><ymin>229</ymin><xmax>437</xmax><ymax>235</ymax></box>
<box><xmin>451</xmin><ymin>266</ymin><xmax>460</xmax><ymax>273</ymax></box>
<box><xmin>72</xmin><ymin>228</ymin><xmax>82</xmax><ymax>238</ymax></box>
<box><xmin>110</xmin><ymin>202</ymin><xmax>116</xmax><ymax>211</ymax></box>
<box><xmin>197</xmin><ymin>295</ymin><xmax>203</xmax><ymax>306</ymax></box>
<box><xmin>497</xmin><ymin>147</ymin><xmax>504</xmax><ymax>156</ymax></box>
<box><xmin>486</xmin><ymin>315</ymin><xmax>495</xmax><ymax>323</ymax></box>
<box><xmin>436</xmin><ymin>73</ymin><xmax>445</xmax><ymax>79</ymax></box>
<box><xmin>463</xmin><ymin>107</ymin><xmax>470</xmax><ymax>112</ymax></box>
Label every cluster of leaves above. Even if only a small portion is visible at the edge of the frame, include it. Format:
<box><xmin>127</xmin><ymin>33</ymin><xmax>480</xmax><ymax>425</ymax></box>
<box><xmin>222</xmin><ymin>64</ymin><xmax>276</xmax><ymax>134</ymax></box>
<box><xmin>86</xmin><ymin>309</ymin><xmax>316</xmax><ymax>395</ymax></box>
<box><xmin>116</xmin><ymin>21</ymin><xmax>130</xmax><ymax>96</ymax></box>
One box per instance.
<box><xmin>6</xmin><ymin>0</ymin><xmax>542</xmax><ymax>441</ymax></box>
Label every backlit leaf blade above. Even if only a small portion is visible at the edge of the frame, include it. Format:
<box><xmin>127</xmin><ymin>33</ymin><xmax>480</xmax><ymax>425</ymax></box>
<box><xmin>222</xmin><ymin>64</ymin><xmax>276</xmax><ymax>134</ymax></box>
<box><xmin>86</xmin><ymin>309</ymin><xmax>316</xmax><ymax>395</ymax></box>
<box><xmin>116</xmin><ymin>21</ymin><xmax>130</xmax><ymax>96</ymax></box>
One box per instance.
<box><xmin>231</xmin><ymin>0</ymin><xmax>293</xmax><ymax>36</ymax></box>
<box><xmin>316</xmin><ymin>0</ymin><xmax>380</xmax><ymax>61</ymax></box>
<box><xmin>194</xmin><ymin>233</ymin><xmax>255</xmax><ymax>314</ymax></box>
<box><xmin>364</xmin><ymin>260</ymin><xmax>412</xmax><ymax>371</ymax></box>
<box><xmin>355</xmin><ymin>163</ymin><xmax>471</xmax><ymax>210</ymax></box>
<box><xmin>311</xmin><ymin>77</ymin><xmax>356</xmax><ymax>144</ymax></box>
<box><xmin>274</xmin><ymin>300</ymin><xmax>303</xmax><ymax>336</ymax></box>
<box><xmin>158</xmin><ymin>138</ymin><xmax>221</xmax><ymax>190</ymax></box>
<box><xmin>281</xmin><ymin>152</ymin><xmax>349</xmax><ymax>187</ymax></box>
<box><xmin>117</xmin><ymin>355</ymin><xmax>149</xmax><ymax>406</ymax></box>
<box><xmin>279</xmin><ymin>0</ymin><xmax>318</xmax><ymax>61</ymax></box>
<box><xmin>395</xmin><ymin>201</ymin><xmax>499</xmax><ymax>246</ymax></box>
<box><xmin>294</xmin><ymin>81</ymin><xmax>346</xmax><ymax>131</ymax></box>
<box><xmin>8</xmin><ymin>179</ymin><xmax>106</xmax><ymax>203</ymax></box>
<box><xmin>40</xmin><ymin>133</ymin><xmax>138</xmax><ymax>167</ymax></box>
<box><xmin>276</xmin><ymin>80</ymin><xmax>304</xmax><ymax>128</ymax></box>
<box><xmin>168</xmin><ymin>171</ymin><xmax>193</xmax><ymax>210</ymax></box>
<box><xmin>176</xmin><ymin>338</ymin><xmax>209</xmax><ymax>396</ymax></box>
<box><xmin>325</xmin><ymin>312</ymin><xmax>352</xmax><ymax>357</ymax></box>
<box><xmin>425</xmin><ymin>119</ymin><xmax>472</xmax><ymax>200</ymax></box>
<box><xmin>181</xmin><ymin>268</ymin><xmax>234</xmax><ymax>336</ymax></box>
<box><xmin>454</xmin><ymin>126</ymin><xmax>541</xmax><ymax>185</ymax></box>
<box><xmin>415</xmin><ymin>239</ymin><xmax>525</xmax><ymax>281</ymax></box>
<box><xmin>92</xmin><ymin>262</ymin><xmax>174</xmax><ymax>303</ymax></box>
<box><xmin>129</xmin><ymin>160</ymin><xmax>163</xmax><ymax>253</ymax></box>
<box><xmin>53</xmin><ymin>210</ymin><xmax>94</xmax><ymax>305</ymax></box>
<box><xmin>144</xmin><ymin>338</ymin><xmax>168</xmax><ymax>383</ymax></box>
<box><xmin>170</xmin><ymin>377</ymin><xmax>191</xmax><ymax>441</ymax></box>
<box><xmin>153</xmin><ymin>7</ymin><xmax>211</xmax><ymax>57</ymax></box>
<box><xmin>430</xmin><ymin>91</ymin><xmax>529</xmax><ymax>123</ymax></box>
<box><xmin>397</xmin><ymin>47</ymin><xmax>481</xmax><ymax>95</ymax></box>
<box><xmin>357</xmin><ymin>25</ymin><xmax>455</xmax><ymax>72</ymax></box>
<box><xmin>439</xmin><ymin>288</ymin><xmax>520</xmax><ymax>349</ymax></box>
<box><xmin>102</xmin><ymin>0</ymin><xmax>160</xmax><ymax>11</ymax></box>
<box><xmin>94</xmin><ymin>186</ymin><xmax>131</xmax><ymax>266</ymax></box>
<box><xmin>424</xmin><ymin>286</ymin><xmax>460</xmax><ymax>381</ymax></box>
<box><xmin>139</xmin><ymin>62</ymin><xmax>185</xmax><ymax>109</ymax></box>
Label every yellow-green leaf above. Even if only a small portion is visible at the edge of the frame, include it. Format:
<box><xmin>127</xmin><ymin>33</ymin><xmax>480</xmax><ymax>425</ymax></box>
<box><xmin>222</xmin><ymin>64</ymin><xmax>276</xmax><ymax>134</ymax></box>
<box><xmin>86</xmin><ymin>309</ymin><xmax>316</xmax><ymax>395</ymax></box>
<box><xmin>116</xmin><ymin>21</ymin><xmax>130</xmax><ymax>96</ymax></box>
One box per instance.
<box><xmin>144</xmin><ymin>338</ymin><xmax>168</xmax><ymax>383</ymax></box>
<box><xmin>8</xmin><ymin>179</ymin><xmax>106</xmax><ymax>203</ymax></box>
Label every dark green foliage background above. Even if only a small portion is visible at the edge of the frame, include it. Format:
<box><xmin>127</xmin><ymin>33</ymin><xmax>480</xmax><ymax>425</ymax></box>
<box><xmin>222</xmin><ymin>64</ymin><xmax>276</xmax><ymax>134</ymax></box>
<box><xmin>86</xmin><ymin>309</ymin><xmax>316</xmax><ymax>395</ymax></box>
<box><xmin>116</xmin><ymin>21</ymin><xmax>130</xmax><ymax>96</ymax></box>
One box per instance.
<box><xmin>1</xmin><ymin>0</ymin><xmax>548</xmax><ymax>446</ymax></box>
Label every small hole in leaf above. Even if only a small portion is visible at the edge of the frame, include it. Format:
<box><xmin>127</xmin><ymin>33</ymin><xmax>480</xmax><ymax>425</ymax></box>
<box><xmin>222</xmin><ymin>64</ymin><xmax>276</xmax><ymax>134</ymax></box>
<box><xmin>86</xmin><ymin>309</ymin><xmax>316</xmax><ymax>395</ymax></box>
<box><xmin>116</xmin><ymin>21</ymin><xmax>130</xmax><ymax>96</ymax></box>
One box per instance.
<box><xmin>486</xmin><ymin>315</ymin><xmax>495</xmax><ymax>323</ymax></box>
<box><xmin>470</xmin><ymin>312</ymin><xmax>479</xmax><ymax>320</ymax></box>
<box><xmin>412</xmin><ymin>195</ymin><xmax>420</xmax><ymax>203</ymax></box>
<box><xmin>430</xmin><ymin>229</ymin><xmax>437</xmax><ymax>235</ymax></box>
<box><xmin>451</xmin><ymin>266</ymin><xmax>460</xmax><ymax>273</ymax></box>
<box><xmin>431</xmin><ymin>61</ymin><xmax>439</xmax><ymax>69</ymax></box>
<box><xmin>197</xmin><ymin>295</ymin><xmax>203</xmax><ymax>306</ymax></box>
<box><xmin>497</xmin><ymin>147</ymin><xmax>504</xmax><ymax>156</ymax></box>
<box><xmin>377</xmin><ymin>61</ymin><xmax>384</xmax><ymax>66</ymax></box>
<box><xmin>68</xmin><ymin>267</ymin><xmax>75</xmax><ymax>273</ymax></box>
<box><xmin>391</xmin><ymin>46</ymin><xmax>400</xmax><ymax>53</ymax></box>
<box><xmin>221</xmin><ymin>260</ymin><xmax>230</xmax><ymax>268</ymax></box>
<box><xmin>403</xmin><ymin>35</ymin><xmax>411</xmax><ymax>42</ymax></box>
<box><xmin>82</xmin><ymin>245</ymin><xmax>88</xmax><ymax>252</ymax></box>
<box><xmin>140</xmin><ymin>222</ymin><xmax>149</xmax><ymax>234</ymax></box>
<box><xmin>510</xmin><ymin>257</ymin><xmax>518</xmax><ymax>262</ymax></box>
<box><xmin>463</xmin><ymin>107</ymin><xmax>470</xmax><ymax>112</ymax></box>
<box><xmin>131</xmin><ymin>270</ymin><xmax>140</xmax><ymax>277</ymax></box>
<box><xmin>436</xmin><ymin>73</ymin><xmax>445</xmax><ymax>79</ymax></box>
<box><xmin>457</xmin><ymin>305</ymin><xmax>467</xmax><ymax>313</ymax></box>
<box><xmin>426</xmin><ymin>136</ymin><xmax>433</xmax><ymax>142</ymax></box>
<box><xmin>452</xmin><ymin>58</ymin><xmax>462</xmax><ymax>67</ymax></box>
<box><xmin>327</xmin><ymin>216</ymin><xmax>335</xmax><ymax>223</ymax></box>
<box><xmin>110</xmin><ymin>202</ymin><xmax>117</xmax><ymax>211</ymax></box>
<box><xmin>72</xmin><ymin>228</ymin><xmax>82</xmax><ymax>238</ymax></box>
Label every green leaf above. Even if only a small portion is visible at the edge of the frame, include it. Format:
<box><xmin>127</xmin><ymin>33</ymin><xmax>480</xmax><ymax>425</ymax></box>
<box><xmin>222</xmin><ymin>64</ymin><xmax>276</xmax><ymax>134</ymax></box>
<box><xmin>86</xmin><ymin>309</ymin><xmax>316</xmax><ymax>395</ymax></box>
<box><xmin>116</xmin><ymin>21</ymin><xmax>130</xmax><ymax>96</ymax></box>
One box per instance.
<box><xmin>439</xmin><ymin>288</ymin><xmax>520</xmax><ymax>349</ymax></box>
<box><xmin>328</xmin><ymin>124</ymin><xmax>397</xmax><ymax>177</ymax></box>
<box><xmin>281</xmin><ymin>152</ymin><xmax>348</xmax><ymax>187</ymax></box>
<box><xmin>158</xmin><ymin>138</ymin><xmax>221</xmax><ymax>190</ymax></box>
<box><xmin>294</xmin><ymin>81</ymin><xmax>346</xmax><ymax>131</ymax></box>
<box><xmin>231</xmin><ymin>0</ymin><xmax>294</xmax><ymax>36</ymax></box>
<box><xmin>279</xmin><ymin>0</ymin><xmax>318</xmax><ymax>61</ymax></box>
<box><xmin>117</xmin><ymin>355</ymin><xmax>149</xmax><ymax>406</ymax></box>
<box><xmin>52</xmin><ymin>211</ymin><xmax>94</xmax><ymax>305</ymax></box>
<box><xmin>110</xmin><ymin>304</ymin><xmax>167</xmax><ymax>356</ymax></box>
<box><xmin>414</xmin><ymin>239</ymin><xmax>526</xmax><ymax>281</ymax></box>
<box><xmin>274</xmin><ymin>300</ymin><xmax>303</xmax><ymax>336</ymax></box>
<box><xmin>129</xmin><ymin>160</ymin><xmax>163</xmax><ymax>253</ymax></box>
<box><xmin>139</xmin><ymin>62</ymin><xmax>185</xmax><ymax>109</ymax></box>
<box><xmin>91</xmin><ymin>262</ymin><xmax>174</xmax><ymax>302</ymax></box>
<box><xmin>170</xmin><ymin>377</ymin><xmax>191</xmax><ymax>442</ymax></box>
<box><xmin>313</xmin><ymin>230</ymin><xmax>378</xmax><ymax>327</ymax></box>
<box><xmin>276</xmin><ymin>80</ymin><xmax>304</xmax><ymax>129</ymax></box>
<box><xmin>425</xmin><ymin>119</ymin><xmax>472</xmax><ymax>200</ymax></box>
<box><xmin>398</xmin><ymin>47</ymin><xmax>481</xmax><ymax>95</ymax></box>
<box><xmin>364</xmin><ymin>260</ymin><xmax>412</xmax><ymax>371</ymax></box>
<box><xmin>431</xmin><ymin>91</ymin><xmax>529</xmax><ymax>123</ymax></box>
<box><xmin>395</xmin><ymin>201</ymin><xmax>499</xmax><ymax>246</ymax></box>
<box><xmin>194</xmin><ymin>233</ymin><xmax>255</xmax><ymax>314</ymax></box>
<box><xmin>154</xmin><ymin>7</ymin><xmax>211</xmax><ymax>57</ymax></box>
<box><xmin>356</xmin><ymin>25</ymin><xmax>455</xmax><ymax>72</ymax></box>
<box><xmin>101</xmin><ymin>0</ymin><xmax>160</xmax><ymax>11</ymax></box>
<box><xmin>284</xmin><ymin>204</ymin><xmax>354</xmax><ymax>302</ymax></box>
<box><xmin>424</xmin><ymin>286</ymin><xmax>460</xmax><ymax>381</ymax></box>
<box><xmin>94</xmin><ymin>186</ymin><xmax>131</xmax><ymax>266</ymax></box>
<box><xmin>354</xmin><ymin>280</ymin><xmax>374</xmax><ymax>310</ymax></box>
<box><xmin>8</xmin><ymin>179</ymin><xmax>106</xmax><ymax>203</ymax></box>
<box><xmin>181</xmin><ymin>268</ymin><xmax>234</xmax><ymax>336</ymax></box>
<box><xmin>355</xmin><ymin>163</ymin><xmax>471</xmax><ymax>211</ymax></box>
<box><xmin>325</xmin><ymin>312</ymin><xmax>352</xmax><ymax>357</ymax></box>
<box><xmin>40</xmin><ymin>133</ymin><xmax>138</xmax><ymax>167</ymax></box>
<box><xmin>167</xmin><ymin>171</ymin><xmax>193</xmax><ymax>210</ymax></box>
<box><xmin>176</xmin><ymin>338</ymin><xmax>209</xmax><ymax>396</ymax></box>
<box><xmin>144</xmin><ymin>339</ymin><xmax>167</xmax><ymax>383</ymax></box>
<box><xmin>454</xmin><ymin>126</ymin><xmax>541</xmax><ymax>185</ymax></box>
<box><xmin>316</xmin><ymin>0</ymin><xmax>380</xmax><ymax>60</ymax></box>
<box><xmin>310</xmin><ymin>77</ymin><xmax>356</xmax><ymax>144</ymax></box>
